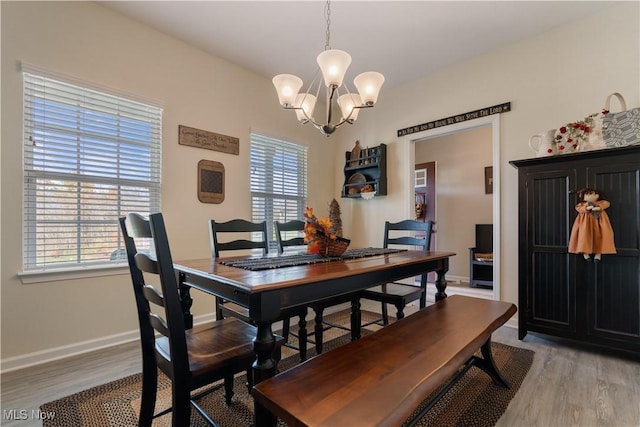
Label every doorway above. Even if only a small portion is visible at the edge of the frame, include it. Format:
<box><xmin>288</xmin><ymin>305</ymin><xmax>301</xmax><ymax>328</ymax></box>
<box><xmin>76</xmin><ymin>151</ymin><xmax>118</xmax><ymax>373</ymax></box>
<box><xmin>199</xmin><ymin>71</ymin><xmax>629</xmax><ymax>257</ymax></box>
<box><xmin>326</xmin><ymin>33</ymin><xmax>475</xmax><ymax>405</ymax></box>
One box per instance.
<box><xmin>402</xmin><ymin>114</ymin><xmax>501</xmax><ymax>301</ymax></box>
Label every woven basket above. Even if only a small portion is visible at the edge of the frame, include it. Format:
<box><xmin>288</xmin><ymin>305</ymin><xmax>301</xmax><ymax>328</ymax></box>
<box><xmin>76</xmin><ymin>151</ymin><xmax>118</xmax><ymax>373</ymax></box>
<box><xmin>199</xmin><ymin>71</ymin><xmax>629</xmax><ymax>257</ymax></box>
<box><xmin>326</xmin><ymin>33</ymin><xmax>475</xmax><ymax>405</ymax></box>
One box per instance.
<box><xmin>315</xmin><ymin>236</ymin><xmax>350</xmax><ymax>257</ymax></box>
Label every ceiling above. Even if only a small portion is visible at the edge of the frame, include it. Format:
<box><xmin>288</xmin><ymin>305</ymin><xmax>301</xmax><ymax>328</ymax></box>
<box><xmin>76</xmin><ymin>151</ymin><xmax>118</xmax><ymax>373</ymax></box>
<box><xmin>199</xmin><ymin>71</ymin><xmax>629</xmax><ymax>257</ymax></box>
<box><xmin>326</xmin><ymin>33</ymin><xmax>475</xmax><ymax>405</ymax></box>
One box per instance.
<box><xmin>99</xmin><ymin>1</ymin><xmax>617</xmax><ymax>90</ymax></box>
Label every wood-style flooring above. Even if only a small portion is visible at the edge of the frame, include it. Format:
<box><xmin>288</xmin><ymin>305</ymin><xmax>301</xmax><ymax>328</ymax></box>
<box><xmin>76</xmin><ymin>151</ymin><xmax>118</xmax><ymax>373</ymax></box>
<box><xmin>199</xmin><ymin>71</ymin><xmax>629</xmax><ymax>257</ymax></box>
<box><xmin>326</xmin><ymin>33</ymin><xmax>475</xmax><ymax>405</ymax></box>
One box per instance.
<box><xmin>2</xmin><ymin>285</ymin><xmax>639</xmax><ymax>427</ymax></box>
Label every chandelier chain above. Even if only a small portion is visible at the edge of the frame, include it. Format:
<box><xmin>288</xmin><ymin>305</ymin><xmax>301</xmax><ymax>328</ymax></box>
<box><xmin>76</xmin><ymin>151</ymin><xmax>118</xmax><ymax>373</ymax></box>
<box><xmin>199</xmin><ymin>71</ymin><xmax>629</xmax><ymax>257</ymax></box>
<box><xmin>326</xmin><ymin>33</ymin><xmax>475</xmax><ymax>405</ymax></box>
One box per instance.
<box><xmin>324</xmin><ymin>0</ymin><xmax>331</xmax><ymax>50</ymax></box>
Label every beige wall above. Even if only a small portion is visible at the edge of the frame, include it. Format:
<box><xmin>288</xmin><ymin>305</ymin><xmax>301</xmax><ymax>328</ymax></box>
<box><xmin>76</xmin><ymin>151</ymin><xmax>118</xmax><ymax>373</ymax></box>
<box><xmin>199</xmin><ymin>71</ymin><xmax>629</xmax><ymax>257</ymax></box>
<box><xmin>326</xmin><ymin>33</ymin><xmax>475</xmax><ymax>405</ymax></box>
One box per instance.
<box><xmin>335</xmin><ymin>2</ymin><xmax>639</xmax><ymax>307</ymax></box>
<box><xmin>0</xmin><ymin>1</ymin><xmax>332</xmax><ymax>367</ymax></box>
<box><xmin>2</xmin><ymin>1</ymin><xmax>639</xmax><ymax>369</ymax></box>
<box><xmin>415</xmin><ymin>127</ymin><xmax>493</xmax><ymax>280</ymax></box>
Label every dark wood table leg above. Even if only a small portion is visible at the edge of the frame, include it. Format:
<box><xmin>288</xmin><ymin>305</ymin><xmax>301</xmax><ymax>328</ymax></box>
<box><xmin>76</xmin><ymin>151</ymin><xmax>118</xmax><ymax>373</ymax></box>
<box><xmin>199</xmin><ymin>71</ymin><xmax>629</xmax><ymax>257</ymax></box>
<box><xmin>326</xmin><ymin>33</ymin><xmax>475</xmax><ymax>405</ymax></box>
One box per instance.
<box><xmin>253</xmin><ymin>321</ymin><xmax>277</xmax><ymax>427</ymax></box>
<box><xmin>434</xmin><ymin>260</ymin><xmax>449</xmax><ymax>302</ymax></box>
<box><xmin>314</xmin><ymin>309</ymin><xmax>324</xmax><ymax>354</ymax></box>
<box><xmin>419</xmin><ymin>273</ymin><xmax>428</xmax><ymax>308</ymax></box>
<box><xmin>350</xmin><ymin>297</ymin><xmax>361</xmax><ymax>340</ymax></box>
<box><xmin>178</xmin><ymin>272</ymin><xmax>193</xmax><ymax>329</ymax></box>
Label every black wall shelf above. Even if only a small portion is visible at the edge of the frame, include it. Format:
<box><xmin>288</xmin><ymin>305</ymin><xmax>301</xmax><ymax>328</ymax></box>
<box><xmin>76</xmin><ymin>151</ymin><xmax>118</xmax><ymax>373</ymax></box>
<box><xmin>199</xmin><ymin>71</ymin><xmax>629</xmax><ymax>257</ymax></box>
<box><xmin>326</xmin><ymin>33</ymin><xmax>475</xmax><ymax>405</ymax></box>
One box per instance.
<box><xmin>342</xmin><ymin>143</ymin><xmax>387</xmax><ymax>199</ymax></box>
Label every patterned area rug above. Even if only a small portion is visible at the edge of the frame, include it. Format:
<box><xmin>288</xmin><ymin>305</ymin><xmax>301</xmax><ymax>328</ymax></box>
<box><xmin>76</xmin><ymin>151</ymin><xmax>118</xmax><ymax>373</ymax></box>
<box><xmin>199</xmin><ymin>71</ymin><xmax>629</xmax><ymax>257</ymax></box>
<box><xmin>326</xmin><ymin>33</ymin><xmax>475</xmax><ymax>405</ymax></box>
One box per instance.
<box><xmin>41</xmin><ymin>310</ymin><xmax>534</xmax><ymax>427</ymax></box>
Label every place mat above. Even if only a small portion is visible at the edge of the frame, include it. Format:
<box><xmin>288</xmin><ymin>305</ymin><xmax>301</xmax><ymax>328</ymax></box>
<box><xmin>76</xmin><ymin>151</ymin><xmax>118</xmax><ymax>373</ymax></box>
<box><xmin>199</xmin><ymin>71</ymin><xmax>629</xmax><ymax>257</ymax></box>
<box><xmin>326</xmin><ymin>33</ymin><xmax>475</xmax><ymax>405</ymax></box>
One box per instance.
<box><xmin>220</xmin><ymin>247</ymin><xmax>406</xmax><ymax>271</ymax></box>
<box><xmin>41</xmin><ymin>309</ymin><xmax>534</xmax><ymax>427</ymax></box>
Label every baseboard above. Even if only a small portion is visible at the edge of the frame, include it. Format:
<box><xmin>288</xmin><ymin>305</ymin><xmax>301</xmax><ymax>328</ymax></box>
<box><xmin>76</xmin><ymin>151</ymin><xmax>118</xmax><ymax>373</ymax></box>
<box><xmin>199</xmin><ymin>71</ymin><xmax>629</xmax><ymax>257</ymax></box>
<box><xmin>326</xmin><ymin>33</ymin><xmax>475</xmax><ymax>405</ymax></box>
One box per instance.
<box><xmin>1</xmin><ymin>312</ymin><xmax>217</xmax><ymax>374</ymax></box>
<box><xmin>445</xmin><ymin>275</ymin><xmax>470</xmax><ymax>285</ymax></box>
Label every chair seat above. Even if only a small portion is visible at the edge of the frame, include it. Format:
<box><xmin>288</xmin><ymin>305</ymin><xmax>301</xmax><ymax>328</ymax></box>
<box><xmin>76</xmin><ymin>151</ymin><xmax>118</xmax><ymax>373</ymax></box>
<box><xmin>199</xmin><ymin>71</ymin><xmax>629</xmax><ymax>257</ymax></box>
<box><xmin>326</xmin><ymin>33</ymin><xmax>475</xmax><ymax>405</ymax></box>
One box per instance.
<box><xmin>362</xmin><ymin>282</ymin><xmax>423</xmax><ymax>303</ymax></box>
<box><xmin>155</xmin><ymin>318</ymin><xmax>256</xmax><ymax>377</ymax></box>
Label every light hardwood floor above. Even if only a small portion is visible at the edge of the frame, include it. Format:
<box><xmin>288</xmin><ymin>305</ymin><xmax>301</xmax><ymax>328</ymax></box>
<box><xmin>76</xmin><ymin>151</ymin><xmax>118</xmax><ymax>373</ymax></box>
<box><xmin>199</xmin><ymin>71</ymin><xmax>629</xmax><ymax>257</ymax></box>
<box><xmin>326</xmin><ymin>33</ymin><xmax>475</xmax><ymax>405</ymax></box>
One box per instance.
<box><xmin>2</xmin><ymin>286</ymin><xmax>639</xmax><ymax>427</ymax></box>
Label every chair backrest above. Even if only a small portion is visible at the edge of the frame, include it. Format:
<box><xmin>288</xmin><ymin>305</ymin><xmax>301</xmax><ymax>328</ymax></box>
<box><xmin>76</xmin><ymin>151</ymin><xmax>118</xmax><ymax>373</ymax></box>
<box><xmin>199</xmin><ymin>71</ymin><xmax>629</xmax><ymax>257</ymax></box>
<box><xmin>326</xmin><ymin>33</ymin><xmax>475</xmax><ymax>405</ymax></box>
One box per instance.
<box><xmin>274</xmin><ymin>220</ymin><xmax>306</xmax><ymax>254</ymax></box>
<box><xmin>120</xmin><ymin>212</ymin><xmax>189</xmax><ymax>379</ymax></box>
<box><xmin>209</xmin><ymin>219</ymin><xmax>269</xmax><ymax>258</ymax></box>
<box><xmin>383</xmin><ymin>219</ymin><xmax>434</xmax><ymax>250</ymax></box>
<box><xmin>475</xmin><ymin>224</ymin><xmax>493</xmax><ymax>252</ymax></box>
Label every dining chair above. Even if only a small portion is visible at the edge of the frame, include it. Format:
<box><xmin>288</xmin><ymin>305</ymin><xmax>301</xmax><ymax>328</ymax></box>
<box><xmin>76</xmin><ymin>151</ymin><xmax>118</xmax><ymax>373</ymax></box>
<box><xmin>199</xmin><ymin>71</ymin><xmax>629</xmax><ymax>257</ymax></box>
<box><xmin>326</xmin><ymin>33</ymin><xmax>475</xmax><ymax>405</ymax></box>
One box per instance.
<box><xmin>210</xmin><ymin>218</ymin><xmax>309</xmax><ymax>361</ymax></box>
<box><xmin>274</xmin><ymin>219</ymin><xmax>361</xmax><ymax>354</ymax></box>
<box><xmin>360</xmin><ymin>219</ymin><xmax>434</xmax><ymax>325</ymax></box>
<box><xmin>274</xmin><ymin>219</ymin><xmax>306</xmax><ymax>254</ymax></box>
<box><xmin>120</xmin><ymin>212</ymin><xmax>282</xmax><ymax>426</ymax></box>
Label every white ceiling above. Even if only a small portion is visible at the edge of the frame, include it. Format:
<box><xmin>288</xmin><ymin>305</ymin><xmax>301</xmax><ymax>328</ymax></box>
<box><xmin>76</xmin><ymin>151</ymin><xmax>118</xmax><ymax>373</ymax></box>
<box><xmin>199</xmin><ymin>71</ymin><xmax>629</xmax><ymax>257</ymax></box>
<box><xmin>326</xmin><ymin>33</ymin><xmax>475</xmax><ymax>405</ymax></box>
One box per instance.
<box><xmin>99</xmin><ymin>1</ymin><xmax>618</xmax><ymax>90</ymax></box>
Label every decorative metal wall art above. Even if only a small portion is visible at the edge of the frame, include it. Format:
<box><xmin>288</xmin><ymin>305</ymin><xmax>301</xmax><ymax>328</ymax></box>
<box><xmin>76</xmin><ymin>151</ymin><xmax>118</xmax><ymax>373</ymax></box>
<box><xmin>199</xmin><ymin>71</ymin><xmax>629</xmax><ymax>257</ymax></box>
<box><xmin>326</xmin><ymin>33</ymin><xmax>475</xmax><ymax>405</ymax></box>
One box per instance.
<box><xmin>197</xmin><ymin>160</ymin><xmax>225</xmax><ymax>204</ymax></box>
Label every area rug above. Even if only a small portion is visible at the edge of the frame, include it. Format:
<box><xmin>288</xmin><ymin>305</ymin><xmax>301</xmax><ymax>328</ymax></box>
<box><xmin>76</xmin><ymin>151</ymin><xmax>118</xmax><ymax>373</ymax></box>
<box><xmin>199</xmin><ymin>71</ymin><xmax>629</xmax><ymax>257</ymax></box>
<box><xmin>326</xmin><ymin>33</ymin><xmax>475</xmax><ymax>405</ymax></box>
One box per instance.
<box><xmin>41</xmin><ymin>310</ymin><xmax>534</xmax><ymax>427</ymax></box>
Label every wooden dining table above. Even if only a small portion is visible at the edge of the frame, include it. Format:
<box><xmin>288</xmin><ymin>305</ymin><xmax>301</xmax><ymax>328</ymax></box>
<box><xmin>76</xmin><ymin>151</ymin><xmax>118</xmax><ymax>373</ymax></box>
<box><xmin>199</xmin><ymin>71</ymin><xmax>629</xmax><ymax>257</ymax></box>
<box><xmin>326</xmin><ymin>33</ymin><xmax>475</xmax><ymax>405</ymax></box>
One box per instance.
<box><xmin>174</xmin><ymin>249</ymin><xmax>455</xmax><ymax>422</ymax></box>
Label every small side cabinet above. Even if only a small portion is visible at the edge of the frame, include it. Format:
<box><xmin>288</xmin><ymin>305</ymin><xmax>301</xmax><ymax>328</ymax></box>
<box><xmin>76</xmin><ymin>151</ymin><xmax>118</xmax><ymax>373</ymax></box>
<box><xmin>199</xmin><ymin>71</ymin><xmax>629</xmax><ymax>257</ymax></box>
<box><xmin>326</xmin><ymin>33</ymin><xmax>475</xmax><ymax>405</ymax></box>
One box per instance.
<box><xmin>469</xmin><ymin>224</ymin><xmax>493</xmax><ymax>288</ymax></box>
<box><xmin>510</xmin><ymin>145</ymin><xmax>640</xmax><ymax>354</ymax></box>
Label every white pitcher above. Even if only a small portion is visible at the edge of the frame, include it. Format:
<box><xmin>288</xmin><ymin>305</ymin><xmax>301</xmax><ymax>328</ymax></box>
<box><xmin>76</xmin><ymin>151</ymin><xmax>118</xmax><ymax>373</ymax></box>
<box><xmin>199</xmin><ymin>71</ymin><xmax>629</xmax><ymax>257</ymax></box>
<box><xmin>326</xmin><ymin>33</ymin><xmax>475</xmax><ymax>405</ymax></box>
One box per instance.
<box><xmin>529</xmin><ymin>129</ymin><xmax>557</xmax><ymax>157</ymax></box>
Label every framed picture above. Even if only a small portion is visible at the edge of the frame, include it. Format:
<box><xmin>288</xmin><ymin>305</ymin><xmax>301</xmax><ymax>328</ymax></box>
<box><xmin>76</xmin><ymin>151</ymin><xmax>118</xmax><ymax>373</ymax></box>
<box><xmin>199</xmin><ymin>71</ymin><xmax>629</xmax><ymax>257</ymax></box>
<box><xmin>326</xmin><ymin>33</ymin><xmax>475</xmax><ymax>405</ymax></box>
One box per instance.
<box><xmin>484</xmin><ymin>166</ymin><xmax>493</xmax><ymax>194</ymax></box>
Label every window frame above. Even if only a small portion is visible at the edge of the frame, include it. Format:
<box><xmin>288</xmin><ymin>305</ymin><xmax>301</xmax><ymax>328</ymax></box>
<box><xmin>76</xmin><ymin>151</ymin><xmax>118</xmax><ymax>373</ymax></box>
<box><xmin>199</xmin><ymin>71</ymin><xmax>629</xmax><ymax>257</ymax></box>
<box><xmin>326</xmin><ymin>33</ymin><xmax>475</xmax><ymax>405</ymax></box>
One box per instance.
<box><xmin>250</xmin><ymin>133</ymin><xmax>308</xmax><ymax>251</ymax></box>
<box><xmin>20</xmin><ymin>65</ymin><xmax>162</xmax><ymax>282</ymax></box>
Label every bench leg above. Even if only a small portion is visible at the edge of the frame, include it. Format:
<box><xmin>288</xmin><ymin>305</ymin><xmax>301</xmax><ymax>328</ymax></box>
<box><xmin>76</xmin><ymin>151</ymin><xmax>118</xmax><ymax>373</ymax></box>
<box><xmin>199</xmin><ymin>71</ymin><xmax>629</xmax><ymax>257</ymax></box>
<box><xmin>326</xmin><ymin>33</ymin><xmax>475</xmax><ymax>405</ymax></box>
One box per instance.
<box><xmin>474</xmin><ymin>336</ymin><xmax>511</xmax><ymax>388</ymax></box>
<box><xmin>254</xmin><ymin>402</ymin><xmax>277</xmax><ymax>427</ymax></box>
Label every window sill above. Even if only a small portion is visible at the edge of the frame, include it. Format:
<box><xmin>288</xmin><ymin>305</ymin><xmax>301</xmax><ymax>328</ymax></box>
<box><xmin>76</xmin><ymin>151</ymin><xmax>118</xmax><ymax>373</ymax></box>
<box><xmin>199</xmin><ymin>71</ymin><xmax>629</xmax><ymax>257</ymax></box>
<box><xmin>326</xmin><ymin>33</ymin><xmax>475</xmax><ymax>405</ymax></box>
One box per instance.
<box><xmin>18</xmin><ymin>264</ymin><xmax>129</xmax><ymax>284</ymax></box>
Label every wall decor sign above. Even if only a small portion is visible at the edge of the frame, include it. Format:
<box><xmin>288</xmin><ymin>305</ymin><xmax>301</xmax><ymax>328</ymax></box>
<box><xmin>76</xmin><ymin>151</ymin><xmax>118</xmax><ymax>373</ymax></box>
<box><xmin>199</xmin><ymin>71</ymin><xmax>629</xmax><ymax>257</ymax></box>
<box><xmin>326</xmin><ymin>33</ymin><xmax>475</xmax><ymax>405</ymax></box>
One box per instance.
<box><xmin>197</xmin><ymin>160</ymin><xmax>225</xmax><ymax>204</ymax></box>
<box><xmin>397</xmin><ymin>102</ymin><xmax>511</xmax><ymax>137</ymax></box>
<box><xmin>179</xmin><ymin>125</ymin><xmax>239</xmax><ymax>155</ymax></box>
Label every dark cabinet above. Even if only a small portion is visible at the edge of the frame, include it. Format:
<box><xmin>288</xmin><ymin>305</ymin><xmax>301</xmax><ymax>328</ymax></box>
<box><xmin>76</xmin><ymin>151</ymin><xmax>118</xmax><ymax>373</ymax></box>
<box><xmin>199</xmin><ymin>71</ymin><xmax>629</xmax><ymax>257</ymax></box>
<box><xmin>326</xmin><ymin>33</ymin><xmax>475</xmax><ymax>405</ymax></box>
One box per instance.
<box><xmin>510</xmin><ymin>146</ymin><xmax>640</xmax><ymax>354</ymax></box>
<box><xmin>342</xmin><ymin>143</ymin><xmax>387</xmax><ymax>198</ymax></box>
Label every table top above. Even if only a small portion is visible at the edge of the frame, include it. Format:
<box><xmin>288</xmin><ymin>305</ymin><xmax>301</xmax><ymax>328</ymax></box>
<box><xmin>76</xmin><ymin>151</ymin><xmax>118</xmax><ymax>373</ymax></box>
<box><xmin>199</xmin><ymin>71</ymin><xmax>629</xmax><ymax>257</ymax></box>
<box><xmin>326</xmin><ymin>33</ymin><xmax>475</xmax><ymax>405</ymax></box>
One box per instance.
<box><xmin>175</xmin><ymin>250</ymin><xmax>455</xmax><ymax>294</ymax></box>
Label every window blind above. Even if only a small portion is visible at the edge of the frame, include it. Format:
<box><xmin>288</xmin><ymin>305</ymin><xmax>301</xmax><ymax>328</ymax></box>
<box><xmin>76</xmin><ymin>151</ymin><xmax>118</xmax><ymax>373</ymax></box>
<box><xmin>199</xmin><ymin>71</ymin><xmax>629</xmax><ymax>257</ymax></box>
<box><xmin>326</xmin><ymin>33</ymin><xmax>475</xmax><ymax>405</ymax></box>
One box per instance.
<box><xmin>22</xmin><ymin>72</ymin><xmax>162</xmax><ymax>272</ymax></box>
<box><xmin>250</xmin><ymin>134</ymin><xmax>308</xmax><ymax>247</ymax></box>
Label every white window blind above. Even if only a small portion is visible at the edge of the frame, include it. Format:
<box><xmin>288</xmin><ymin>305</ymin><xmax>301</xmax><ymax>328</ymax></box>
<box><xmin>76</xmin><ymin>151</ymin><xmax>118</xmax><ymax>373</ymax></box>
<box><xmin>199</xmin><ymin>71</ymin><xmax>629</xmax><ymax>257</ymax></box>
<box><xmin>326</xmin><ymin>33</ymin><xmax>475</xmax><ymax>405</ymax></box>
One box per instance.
<box><xmin>250</xmin><ymin>134</ymin><xmax>307</xmax><ymax>247</ymax></box>
<box><xmin>22</xmin><ymin>71</ymin><xmax>162</xmax><ymax>272</ymax></box>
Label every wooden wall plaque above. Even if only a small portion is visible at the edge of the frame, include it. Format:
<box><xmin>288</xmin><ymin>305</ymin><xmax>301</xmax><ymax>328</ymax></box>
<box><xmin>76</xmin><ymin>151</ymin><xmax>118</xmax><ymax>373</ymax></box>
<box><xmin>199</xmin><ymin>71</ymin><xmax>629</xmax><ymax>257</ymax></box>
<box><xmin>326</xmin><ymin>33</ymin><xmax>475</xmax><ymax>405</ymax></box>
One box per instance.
<box><xmin>197</xmin><ymin>160</ymin><xmax>225</xmax><ymax>204</ymax></box>
<box><xmin>179</xmin><ymin>125</ymin><xmax>239</xmax><ymax>155</ymax></box>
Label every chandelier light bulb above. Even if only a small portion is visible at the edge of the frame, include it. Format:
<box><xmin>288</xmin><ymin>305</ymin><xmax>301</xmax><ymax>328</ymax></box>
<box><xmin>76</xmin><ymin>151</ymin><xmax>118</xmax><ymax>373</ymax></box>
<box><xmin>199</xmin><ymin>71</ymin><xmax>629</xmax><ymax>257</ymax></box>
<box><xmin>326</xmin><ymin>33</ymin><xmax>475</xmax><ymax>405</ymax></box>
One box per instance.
<box><xmin>317</xmin><ymin>49</ymin><xmax>352</xmax><ymax>87</ymax></box>
<box><xmin>337</xmin><ymin>93</ymin><xmax>361</xmax><ymax>122</ymax></box>
<box><xmin>354</xmin><ymin>71</ymin><xmax>385</xmax><ymax>105</ymax></box>
<box><xmin>272</xmin><ymin>74</ymin><xmax>303</xmax><ymax>107</ymax></box>
<box><xmin>294</xmin><ymin>93</ymin><xmax>317</xmax><ymax>123</ymax></box>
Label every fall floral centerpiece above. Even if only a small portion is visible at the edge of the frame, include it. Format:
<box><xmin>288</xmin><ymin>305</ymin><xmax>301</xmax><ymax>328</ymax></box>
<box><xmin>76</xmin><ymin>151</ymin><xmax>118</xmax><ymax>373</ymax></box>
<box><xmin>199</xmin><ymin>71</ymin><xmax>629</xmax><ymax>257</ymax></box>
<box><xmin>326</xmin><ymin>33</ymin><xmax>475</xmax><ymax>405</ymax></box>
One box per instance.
<box><xmin>303</xmin><ymin>199</ymin><xmax>350</xmax><ymax>257</ymax></box>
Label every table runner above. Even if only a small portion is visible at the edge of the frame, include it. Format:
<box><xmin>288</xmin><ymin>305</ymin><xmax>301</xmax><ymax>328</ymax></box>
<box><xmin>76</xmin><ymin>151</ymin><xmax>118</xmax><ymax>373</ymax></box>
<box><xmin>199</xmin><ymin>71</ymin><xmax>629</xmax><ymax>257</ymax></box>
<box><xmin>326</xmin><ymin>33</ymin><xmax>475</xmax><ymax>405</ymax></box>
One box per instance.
<box><xmin>220</xmin><ymin>247</ymin><xmax>406</xmax><ymax>271</ymax></box>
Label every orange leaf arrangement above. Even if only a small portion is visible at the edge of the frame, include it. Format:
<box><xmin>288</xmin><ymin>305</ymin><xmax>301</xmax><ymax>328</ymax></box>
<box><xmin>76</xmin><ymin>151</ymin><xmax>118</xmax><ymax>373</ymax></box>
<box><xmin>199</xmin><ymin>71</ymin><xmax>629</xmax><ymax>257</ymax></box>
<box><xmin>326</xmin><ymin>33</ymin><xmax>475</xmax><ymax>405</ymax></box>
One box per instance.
<box><xmin>303</xmin><ymin>206</ymin><xmax>349</xmax><ymax>257</ymax></box>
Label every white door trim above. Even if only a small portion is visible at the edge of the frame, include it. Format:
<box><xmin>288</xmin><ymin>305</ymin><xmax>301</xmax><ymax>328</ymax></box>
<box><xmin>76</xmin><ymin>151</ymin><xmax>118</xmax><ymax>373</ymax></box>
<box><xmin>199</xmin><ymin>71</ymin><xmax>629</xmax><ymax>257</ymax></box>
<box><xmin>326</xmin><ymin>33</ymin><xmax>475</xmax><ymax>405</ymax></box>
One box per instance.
<box><xmin>401</xmin><ymin>114</ymin><xmax>501</xmax><ymax>301</ymax></box>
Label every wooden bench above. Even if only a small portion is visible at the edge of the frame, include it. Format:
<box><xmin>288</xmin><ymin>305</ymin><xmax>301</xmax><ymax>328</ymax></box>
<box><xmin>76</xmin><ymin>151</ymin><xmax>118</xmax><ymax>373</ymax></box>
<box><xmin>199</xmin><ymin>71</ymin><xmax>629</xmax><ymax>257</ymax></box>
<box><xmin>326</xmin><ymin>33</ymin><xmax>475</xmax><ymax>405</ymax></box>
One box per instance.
<box><xmin>251</xmin><ymin>295</ymin><xmax>517</xmax><ymax>427</ymax></box>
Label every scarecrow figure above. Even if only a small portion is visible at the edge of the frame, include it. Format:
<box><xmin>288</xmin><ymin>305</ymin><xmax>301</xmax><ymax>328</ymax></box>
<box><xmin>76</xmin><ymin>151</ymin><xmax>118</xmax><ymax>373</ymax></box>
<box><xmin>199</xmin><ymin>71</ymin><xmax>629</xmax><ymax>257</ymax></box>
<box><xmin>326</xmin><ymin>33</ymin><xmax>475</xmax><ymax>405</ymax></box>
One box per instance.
<box><xmin>568</xmin><ymin>188</ymin><xmax>616</xmax><ymax>262</ymax></box>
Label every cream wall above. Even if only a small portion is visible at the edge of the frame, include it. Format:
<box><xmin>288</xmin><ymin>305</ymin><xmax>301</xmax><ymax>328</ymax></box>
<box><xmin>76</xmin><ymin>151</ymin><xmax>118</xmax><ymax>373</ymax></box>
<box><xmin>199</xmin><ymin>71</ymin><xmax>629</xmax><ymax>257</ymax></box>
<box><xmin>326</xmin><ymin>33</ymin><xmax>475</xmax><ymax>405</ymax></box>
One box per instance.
<box><xmin>0</xmin><ymin>1</ymin><xmax>333</xmax><ymax>367</ymax></box>
<box><xmin>335</xmin><ymin>2</ymin><xmax>639</xmax><ymax>308</ymax></box>
<box><xmin>2</xmin><ymin>1</ymin><xmax>639</xmax><ymax>369</ymax></box>
<box><xmin>415</xmin><ymin>127</ymin><xmax>493</xmax><ymax>280</ymax></box>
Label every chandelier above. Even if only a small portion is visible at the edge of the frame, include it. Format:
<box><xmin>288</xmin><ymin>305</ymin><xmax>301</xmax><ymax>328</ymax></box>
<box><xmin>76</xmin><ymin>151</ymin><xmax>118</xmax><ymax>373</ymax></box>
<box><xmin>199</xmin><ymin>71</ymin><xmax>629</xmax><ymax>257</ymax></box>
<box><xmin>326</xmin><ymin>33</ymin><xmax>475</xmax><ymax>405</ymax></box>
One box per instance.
<box><xmin>272</xmin><ymin>0</ymin><xmax>384</xmax><ymax>137</ymax></box>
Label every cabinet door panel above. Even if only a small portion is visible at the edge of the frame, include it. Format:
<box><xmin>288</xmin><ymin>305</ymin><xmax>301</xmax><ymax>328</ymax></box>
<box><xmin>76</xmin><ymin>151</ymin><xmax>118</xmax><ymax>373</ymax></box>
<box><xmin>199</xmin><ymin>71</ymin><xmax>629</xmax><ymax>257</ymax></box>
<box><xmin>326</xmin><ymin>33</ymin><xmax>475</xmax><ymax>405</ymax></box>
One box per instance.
<box><xmin>586</xmin><ymin>160</ymin><xmax>640</xmax><ymax>345</ymax></box>
<box><xmin>532</xmin><ymin>252</ymin><xmax>573</xmax><ymax>329</ymax></box>
<box><xmin>592</xmin><ymin>256</ymin><xmax>640</xmax><ymax>338</ymax></box>
<box><xmin>525</xmin><ymin>171</ymin><xmax>577</xmax><ymax>335</ymax></box>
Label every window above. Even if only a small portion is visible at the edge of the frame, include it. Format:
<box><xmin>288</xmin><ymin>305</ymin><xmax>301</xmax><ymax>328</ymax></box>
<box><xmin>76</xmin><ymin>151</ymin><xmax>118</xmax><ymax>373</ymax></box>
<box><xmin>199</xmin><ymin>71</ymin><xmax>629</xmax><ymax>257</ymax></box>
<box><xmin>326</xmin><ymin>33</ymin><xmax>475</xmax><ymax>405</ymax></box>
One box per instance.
<box><xmin>250</xmin><ymin>134</ymin><xmax>307</xmax><ymax>248</ymax></box>
<box><xmin>22</xmin><ymin>69</ymin><xmax>162</xmax><ymax>273</ymax></box>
